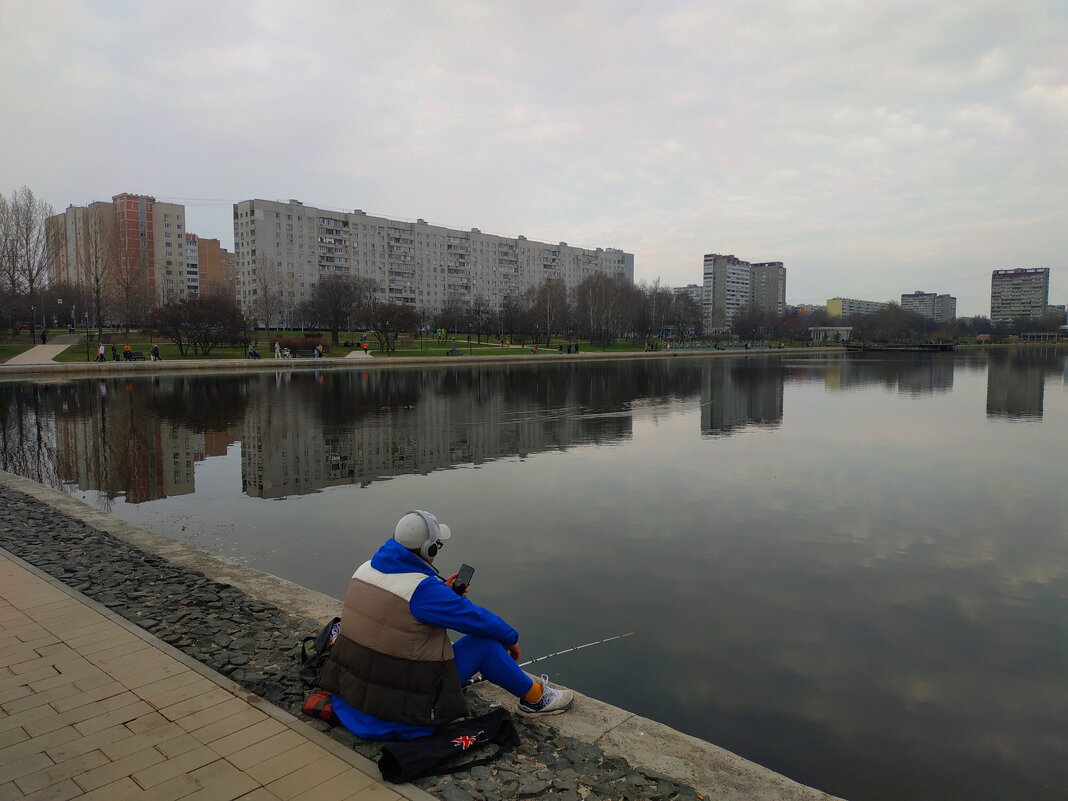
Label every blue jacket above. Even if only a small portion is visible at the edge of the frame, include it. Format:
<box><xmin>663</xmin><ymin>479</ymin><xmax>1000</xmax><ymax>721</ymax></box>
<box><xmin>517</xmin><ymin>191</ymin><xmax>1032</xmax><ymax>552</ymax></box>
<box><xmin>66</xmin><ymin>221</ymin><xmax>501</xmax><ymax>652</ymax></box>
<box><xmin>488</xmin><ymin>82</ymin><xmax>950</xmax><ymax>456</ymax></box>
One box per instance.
<box><xmin>330</xmin><ymin>538</ymin><xmax>519</xmax><ymax>740</ymax></box>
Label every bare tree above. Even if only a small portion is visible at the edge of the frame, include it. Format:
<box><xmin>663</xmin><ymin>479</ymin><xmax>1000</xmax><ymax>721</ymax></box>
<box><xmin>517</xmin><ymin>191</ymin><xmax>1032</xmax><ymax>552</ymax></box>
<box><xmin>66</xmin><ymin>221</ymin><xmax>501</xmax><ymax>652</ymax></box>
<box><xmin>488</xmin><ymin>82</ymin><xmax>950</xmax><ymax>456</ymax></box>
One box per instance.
<box><xmin>11</xmin><ymin>187</ymin><xmax>55</xmax><ymax>315</ymax></box>
<box><xmin>499</xmin><ymin>292</ymin><xmax>531</xmax><ymax>342</ymax></box>
<box><xmin>84</xmin><ymin>203</ymin><xmax>118</xmax><ymax>338</ymax></box>
<box><xmin>366</xmin><ymin>300</ymin><xmax>419</xmax><ymax>353</ymax></box>
<box><xmin>668</xmin><ymin>292</ymin><xmax>703</xmax><ymax>339</ymax></box>
<box><xmin>251</xmin><ymin>258</ymin><xmax>283</xmax><ymax>334</ymax></box>
<box><xmin>432</xmin><ymin>297</ymin><xmax>469</xmax><ymax>337</ymax></box>
<box><xmin>468</xmin><ymin>294</ymin><xmax>495</xmax><ymax>344</ymax></box>
<box><xmin>152</xmin><ymin>293</ymin><xmax>247</xmax><ymax>356</ymax></box>
<box><xmin>531</xmin><ymin>278</ymin><xmax>567</xmax><ymax>346</ymax></box>
<box><xmin>300</xmin><ymin>274</ymin><xmax>378</xmax><ymax>345</ymax></box>
<box><xmin>0</xmin><ymin>187</ymin><xmax>54</xmax><ymax>333</ymax></box>
<box><xmin>647</xmin><ymin>279</ymin><xmax>673</xmax><ymax>340</ymax></box>
<box><xmin>112</xmin><ymin>218</ymin><xmax>150</xmax><ymax>332</ymax></box>
<box><xmin>0</xmin><ymin>194</ymin><xmax>18</xmax><ymax>333</ymax></box>
<box><xmin>574</xmin><ymin>273</ymin><xmax>630</xmax><ymax>346</ymax></box>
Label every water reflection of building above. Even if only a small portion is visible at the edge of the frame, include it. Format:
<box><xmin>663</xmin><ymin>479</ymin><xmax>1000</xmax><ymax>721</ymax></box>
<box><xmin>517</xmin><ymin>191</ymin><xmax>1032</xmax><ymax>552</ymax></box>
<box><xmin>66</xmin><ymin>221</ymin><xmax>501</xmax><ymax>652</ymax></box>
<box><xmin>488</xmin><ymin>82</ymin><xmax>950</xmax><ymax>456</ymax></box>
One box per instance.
<box><xmin>241</xmin><ymin>368</ymin><xmax>644</xmax><ymax>498</ymax></box>
<box><xmin>821</xmin><ymin>357</ymin><xmax>955</xmax><ymax>395</ymax></box>
<box><xmin>985</xmin><ymin>351</ymin><xmax>1045</xmax><ymax>420</ymax></box>
<box><xmin>700</xmin><ymin>360</ymin><xmax>784</xmax><ymax>435</ymax></box>
<box><xmin>3</xmin><ymin>379</ymin><xmax>240</xmax><ymax>504</ymax></box>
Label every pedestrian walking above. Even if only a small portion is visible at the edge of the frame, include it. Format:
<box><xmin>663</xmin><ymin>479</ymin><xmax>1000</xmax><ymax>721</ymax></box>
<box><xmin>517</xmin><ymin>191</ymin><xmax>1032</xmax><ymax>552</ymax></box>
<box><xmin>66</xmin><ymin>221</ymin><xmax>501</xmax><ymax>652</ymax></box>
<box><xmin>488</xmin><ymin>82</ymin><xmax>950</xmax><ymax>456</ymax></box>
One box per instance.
<box><xmin>274</xmin><ymin>341</ymin><xmax>281</xmax><ymax>358</ymax></box>
<box><xmin>40</xmin><ymin>330</ymin><xmax>47</xmax><ymax>345</ymax></box>
<box><xmin>150</xmin><ymin>344</ymin><xmax>160</xmax><ymax>361</ymax></box>
<box><xmin>96</xmin><ymin>343</ymin><xmax>106</xmax><ymax>362</ymax></box>
<box><xmin>123</xmin><ymin>344</ymin><xmax>131</xmax><ymax>361</ymax></box>
<box><xmin>111</xmin><ymin>345</ymin><xmax>119</xmax><ymax>361</ymax></box>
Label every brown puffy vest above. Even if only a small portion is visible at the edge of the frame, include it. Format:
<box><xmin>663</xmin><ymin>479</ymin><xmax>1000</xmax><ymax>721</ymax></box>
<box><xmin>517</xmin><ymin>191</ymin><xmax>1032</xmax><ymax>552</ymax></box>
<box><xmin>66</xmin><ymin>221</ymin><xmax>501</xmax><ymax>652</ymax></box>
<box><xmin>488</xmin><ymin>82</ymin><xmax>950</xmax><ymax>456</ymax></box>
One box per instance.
<box><xmin>319</xmin><ymin>560</ymin><xmax>469</xmax><ymax>725</ymax></box>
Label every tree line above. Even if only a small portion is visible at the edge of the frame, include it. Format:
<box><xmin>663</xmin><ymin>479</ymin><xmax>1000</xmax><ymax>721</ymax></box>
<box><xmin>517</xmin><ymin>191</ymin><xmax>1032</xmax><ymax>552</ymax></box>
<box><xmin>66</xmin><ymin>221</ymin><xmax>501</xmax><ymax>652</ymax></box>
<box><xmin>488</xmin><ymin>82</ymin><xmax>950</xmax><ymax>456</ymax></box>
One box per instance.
<box><xmin>248</xmin><ymin>273</ymin><xmax>704</xmax><ymax>350</ymax></box>
<box><xmin>0</xmin><ymin>187</ymin><xmax>55</xmax><ymax>336</ymax></box>
<box><xmin>731</xmin><ymin>303</ymin><xmax>1066</xmax><ymax>343</ymax></box>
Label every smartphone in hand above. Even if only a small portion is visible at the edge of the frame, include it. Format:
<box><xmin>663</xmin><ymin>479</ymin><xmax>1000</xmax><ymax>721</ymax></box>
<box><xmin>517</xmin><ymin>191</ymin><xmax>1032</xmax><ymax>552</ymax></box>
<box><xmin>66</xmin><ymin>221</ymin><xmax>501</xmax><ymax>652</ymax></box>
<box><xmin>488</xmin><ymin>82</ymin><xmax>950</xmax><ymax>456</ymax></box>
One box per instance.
<box><xmin>453</xmin><ymin>563</ymin><xmax>474</xmax><ymax>596</ymax></box>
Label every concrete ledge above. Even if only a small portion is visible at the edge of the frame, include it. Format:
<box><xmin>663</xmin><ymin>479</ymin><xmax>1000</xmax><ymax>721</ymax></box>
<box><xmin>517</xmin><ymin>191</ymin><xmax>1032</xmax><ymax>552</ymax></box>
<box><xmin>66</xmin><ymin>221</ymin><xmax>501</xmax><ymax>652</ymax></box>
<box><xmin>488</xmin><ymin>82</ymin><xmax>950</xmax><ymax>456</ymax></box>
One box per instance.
<box><xmin>0</xmin><ymin>471</ymin><xmax>844</xmax><ymax>801</ymax></box>
<box><xmin>0</xmin><ymin>346</ymin><xmax>846</xmax><ymax>380</ymax></box>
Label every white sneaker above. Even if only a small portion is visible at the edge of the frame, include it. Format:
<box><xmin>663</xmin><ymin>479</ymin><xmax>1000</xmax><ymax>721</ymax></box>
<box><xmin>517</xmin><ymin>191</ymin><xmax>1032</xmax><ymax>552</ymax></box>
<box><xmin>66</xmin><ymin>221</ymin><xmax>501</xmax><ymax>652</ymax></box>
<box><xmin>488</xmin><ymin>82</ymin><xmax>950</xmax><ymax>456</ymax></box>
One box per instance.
<box><xmin>517</xmin><ymin>674</ymin><xmax>574</xmax><ymax>717</ymax></box>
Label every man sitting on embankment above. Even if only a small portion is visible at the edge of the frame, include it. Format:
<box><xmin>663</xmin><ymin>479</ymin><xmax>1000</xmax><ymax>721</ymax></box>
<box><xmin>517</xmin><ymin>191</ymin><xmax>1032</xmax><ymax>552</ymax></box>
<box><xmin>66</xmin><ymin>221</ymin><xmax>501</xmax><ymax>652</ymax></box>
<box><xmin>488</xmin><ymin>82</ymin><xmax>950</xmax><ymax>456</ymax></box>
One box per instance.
<box><xmin>318</xmin><ymin>510</ymin><xmax>573</xmax><ymax>739</ymax></box>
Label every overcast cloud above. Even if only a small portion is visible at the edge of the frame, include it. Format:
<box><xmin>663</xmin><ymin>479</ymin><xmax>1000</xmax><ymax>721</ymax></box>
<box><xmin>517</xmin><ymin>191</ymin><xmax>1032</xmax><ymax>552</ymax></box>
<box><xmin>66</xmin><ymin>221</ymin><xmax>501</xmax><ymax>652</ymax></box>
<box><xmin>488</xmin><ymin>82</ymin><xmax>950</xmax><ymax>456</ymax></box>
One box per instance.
<box><xmin>1</xmin><ymin>0</ymin><xmax>1065</xmax><ymax>314</ymax></box>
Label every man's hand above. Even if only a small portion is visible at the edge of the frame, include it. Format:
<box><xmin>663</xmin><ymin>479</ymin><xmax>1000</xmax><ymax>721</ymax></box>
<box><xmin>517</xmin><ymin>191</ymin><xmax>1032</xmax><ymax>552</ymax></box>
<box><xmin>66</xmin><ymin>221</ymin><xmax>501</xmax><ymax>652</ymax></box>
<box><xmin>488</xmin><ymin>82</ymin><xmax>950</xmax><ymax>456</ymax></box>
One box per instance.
<box><xmin>507</xmin><ymin>642</ymin><xmax>521</xmax><ymax>663</ymax></box>
<box><xmin>444</xmin><ymin>573</ymin><xmax>468</xmax><ymax>596</ymax></box>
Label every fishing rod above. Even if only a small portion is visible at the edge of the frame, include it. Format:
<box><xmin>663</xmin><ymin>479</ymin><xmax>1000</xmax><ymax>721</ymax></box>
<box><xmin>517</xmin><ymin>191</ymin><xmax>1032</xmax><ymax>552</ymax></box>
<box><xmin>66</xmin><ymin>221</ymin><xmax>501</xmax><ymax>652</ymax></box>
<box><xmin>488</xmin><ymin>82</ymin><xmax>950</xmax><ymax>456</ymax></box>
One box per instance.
<box><xmin>465</xmin><ymin>632</ymin><xmax>636</xmax><ymax>686</ymax></box>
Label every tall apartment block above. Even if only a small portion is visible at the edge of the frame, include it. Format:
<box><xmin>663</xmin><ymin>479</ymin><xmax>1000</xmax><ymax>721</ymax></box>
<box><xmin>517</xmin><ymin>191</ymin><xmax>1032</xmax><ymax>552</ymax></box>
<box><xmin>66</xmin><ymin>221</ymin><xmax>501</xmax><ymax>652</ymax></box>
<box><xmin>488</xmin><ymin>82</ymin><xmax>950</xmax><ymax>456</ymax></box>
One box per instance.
<box><xmin>990</xmin><ymin>268</ymin><xmax>1050</xmax><ymax>323</ymax></box>
<box><xmin>826</xmin><ymin>297</ymin><xmax>889</xmax><ymax>318</ymax></box>
<box><xmin>900</xmin><ymin>291</ymin><xmax>957</xmax><ymax>322</ymax></box>
<box><xmin>751</xmin><ymin>262</ymin><xmax>786</xmax><ymax>317</ymax></box>
<box><xmin>113</xmin><ymin>194</ymin><xmax>188</xmax><ymax>305</ymax></box>
<box><xmin>48</xmin><ymin>195</ymin><xmax>234</xmax><ymax>309</ymax></box>
<box><xmin>48</xmin><ymin>202</ymin><xmax>115</xmax><ymax>287</ymax></box>
<box><xmin>702</xmin><ymin>254</ymin><xmax>786</xmax><ymax>329</ymax></box>
<box><xmin>232</xmin><ymin>198</ymin><xmax>634</xmax><ymax>323</ymax></box>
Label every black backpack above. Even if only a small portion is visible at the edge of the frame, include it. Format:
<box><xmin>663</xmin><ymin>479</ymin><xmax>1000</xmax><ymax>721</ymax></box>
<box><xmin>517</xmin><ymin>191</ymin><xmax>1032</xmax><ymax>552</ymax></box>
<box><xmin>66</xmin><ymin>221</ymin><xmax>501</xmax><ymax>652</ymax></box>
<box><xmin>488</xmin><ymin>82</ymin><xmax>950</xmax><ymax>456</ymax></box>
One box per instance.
<box><xmin>378</xmin><ymin>707</ymin><xmax>522</xmax><ymax>783</ymax></box>
<box><xmin>299</xmin><ymin>617</ymin><xmax>341</xmax><ymax>689</ymax></box>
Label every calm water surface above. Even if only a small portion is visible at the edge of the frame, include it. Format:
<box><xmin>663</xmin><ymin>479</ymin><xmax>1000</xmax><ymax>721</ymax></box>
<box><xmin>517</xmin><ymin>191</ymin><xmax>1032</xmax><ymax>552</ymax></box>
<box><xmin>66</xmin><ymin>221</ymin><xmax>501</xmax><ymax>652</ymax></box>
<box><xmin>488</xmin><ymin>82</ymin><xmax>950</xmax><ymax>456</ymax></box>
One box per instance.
<box><xmin>2</xmin><ymin>349</ymin><xmax>1066</xmax><ymax>801</ymax></box>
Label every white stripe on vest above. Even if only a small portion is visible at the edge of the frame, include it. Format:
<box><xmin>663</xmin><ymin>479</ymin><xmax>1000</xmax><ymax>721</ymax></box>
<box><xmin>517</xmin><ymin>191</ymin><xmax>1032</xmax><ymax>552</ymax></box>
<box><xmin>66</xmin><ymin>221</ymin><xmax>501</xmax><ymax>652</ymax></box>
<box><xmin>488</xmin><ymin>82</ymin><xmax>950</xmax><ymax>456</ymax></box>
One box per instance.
<box><xmin>353</xmin><ymin>561</ymin><xmax>428</xmax><ymax>602</ymax></box>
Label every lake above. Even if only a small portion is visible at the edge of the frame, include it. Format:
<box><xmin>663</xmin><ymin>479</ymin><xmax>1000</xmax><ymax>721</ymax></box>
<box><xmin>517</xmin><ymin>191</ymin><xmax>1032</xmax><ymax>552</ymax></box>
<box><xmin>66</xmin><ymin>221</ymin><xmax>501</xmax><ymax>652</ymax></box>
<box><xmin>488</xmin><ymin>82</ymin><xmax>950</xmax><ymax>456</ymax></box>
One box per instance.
<box><xmin>2</xmin><ymin>348</ymin><xmax>1066</xmax><ymax>801</ymax></box>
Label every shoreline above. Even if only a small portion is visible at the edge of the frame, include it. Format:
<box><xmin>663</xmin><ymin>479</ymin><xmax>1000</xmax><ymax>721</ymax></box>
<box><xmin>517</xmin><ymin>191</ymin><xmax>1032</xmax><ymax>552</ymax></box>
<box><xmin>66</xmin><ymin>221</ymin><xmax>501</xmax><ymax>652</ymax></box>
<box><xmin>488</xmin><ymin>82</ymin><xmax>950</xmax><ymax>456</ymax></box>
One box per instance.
<box><xmin>5</xmin><ymin>340</ymin><xmax>1060</xmax><ymax>381</ymax></box>
<box><xmin>0</xmin><ymin>345</ymin><xmax>848</xmax><ymax>380</ymax></box>
<box><xmin>0</xmin><ymin>470</ymin><xmax>843</xmax><ymax>801</ymax></box>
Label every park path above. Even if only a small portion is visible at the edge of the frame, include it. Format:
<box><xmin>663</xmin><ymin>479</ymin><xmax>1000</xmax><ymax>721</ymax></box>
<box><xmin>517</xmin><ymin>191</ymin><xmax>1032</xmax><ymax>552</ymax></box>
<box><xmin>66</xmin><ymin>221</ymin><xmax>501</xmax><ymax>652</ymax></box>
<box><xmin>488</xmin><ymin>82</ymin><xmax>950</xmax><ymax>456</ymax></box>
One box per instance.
<box><xmin>0</xmin><ymin>548</ymin><xmax>425</xmax><ymax>801</ymax></box>
<box><xmin>5</xmin><ymin>335</ymin><xmax>81</xmax><ymax>365</ymax></box>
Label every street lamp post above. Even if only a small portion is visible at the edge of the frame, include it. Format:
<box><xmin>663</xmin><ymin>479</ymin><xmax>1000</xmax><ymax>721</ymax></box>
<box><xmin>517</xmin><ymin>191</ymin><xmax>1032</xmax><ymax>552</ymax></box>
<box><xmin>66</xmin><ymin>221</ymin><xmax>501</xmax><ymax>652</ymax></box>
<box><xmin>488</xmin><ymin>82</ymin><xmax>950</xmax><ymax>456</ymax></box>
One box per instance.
<box><xmin>84</xmin><ymin>313</ymin><xmax>90</xmax><ymax>361</ymax></box>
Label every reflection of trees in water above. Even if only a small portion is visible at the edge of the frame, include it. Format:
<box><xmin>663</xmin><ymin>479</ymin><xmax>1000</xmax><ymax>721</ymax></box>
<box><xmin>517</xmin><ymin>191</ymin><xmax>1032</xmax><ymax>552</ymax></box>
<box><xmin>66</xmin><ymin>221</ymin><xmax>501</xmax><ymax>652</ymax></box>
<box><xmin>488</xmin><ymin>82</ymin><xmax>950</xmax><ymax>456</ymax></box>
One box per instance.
<box><xmin>152</xmin><ymin>375</ymin><xmax>250</xmax><ymax>433</ymax></box>
<box><xmin>0</xmin><ymin>384</ymin><xmax>64</xmax><ymax>489</ymax></box>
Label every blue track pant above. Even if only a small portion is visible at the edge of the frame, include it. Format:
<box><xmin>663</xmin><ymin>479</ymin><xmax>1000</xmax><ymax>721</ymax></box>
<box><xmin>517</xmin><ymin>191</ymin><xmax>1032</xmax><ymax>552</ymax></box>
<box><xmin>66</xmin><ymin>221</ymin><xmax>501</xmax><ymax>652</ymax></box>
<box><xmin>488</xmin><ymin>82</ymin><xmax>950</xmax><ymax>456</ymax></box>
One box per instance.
<box><xmin>453</xmin><ymin>635</ymin><xmax>534</xmax><ymax>698</ymax></box>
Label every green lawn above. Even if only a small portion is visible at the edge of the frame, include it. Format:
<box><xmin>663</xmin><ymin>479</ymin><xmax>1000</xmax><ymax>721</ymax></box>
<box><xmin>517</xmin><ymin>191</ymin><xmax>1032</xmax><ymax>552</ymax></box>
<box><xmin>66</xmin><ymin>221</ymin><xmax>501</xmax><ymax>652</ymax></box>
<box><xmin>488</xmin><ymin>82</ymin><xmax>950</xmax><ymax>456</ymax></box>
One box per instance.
<box><xmin>0</xmin><ymin>342</ymin><xmax>35</xmax><ymax>363</ymax></box>
<box><xmin>54</xmin><ymin>340</ymin><xmax>252</xmax><ymax>362</ymax></box>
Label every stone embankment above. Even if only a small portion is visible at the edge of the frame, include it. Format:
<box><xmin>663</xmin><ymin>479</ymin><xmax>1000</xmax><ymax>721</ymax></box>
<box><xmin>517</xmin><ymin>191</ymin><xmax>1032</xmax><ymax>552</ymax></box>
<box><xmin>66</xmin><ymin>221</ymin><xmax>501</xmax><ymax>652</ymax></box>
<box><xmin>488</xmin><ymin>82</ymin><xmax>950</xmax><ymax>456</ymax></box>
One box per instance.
<box><xmin>0</xmin><ymin>472</ymin><xmax>842</xmax><ymax>801</ymax></box>
<box><xmin>0</xmin><ymin>345</ymin><xmax>846</xmax><ymax>378</ymax></box>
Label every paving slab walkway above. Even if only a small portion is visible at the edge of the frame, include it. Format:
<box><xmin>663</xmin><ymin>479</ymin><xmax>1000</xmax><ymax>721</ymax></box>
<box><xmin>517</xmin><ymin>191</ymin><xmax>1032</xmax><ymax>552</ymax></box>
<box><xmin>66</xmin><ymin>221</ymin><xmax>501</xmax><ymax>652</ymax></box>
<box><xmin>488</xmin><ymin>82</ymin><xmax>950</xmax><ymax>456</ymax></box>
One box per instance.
<box><xmin>4</xmin><ymin>335</ymin><xmax>81</xmax><ymax>365</ymax></box>
<box><xmin>0</xmin><ymin>548</ymin><xmax>432</xmax><ymax>801</ymax></box>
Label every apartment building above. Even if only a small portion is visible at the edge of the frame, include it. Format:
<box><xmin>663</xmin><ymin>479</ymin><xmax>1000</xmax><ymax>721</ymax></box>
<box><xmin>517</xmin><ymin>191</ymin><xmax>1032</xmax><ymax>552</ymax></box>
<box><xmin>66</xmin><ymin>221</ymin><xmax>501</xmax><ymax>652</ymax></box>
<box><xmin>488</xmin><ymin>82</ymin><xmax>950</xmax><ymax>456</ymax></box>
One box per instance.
<box><xmin>49</xmin><ymin>195</ymin><xmax>234</xmax><ymax>309</ymax></box>
<box><xmin>197</xmin><ymin>238</ymin><xmax>237</xmax><ymax>298</ymax></box>
<box><xmin>47</xmin><ymin>202</ymin><xmax>115</xmax><ymax>287</ymax></box>
<box><xmin>900</xmin><ymin>291</ymin><xmax>957</xmax><ymax>322</ymax></box>
<box><xmin>672</xmin><ymin>284</ymin><xmax>702</xmax><ymax>305</ymax></box>
<box><xmin>990</xmin><ymin>268</ymin><xmax>1050</xmax><ymax>323</ymax></box>
<box><xmin>232</xmin><ymin>198</ymin><xmax>634</xmax><ymax>323</ymax></box>
<box><xmin>751</xmin><ymin>262</ymin><xmax>787</xmax><ymax>317</ymax></box>
<box><xmin>702</xmin><ymin>254</ymin><xmax>787</xmax><ymax>329</ymax></box>
<box><xmin>826</xmin><ymin>297</ymin><xmax>889</xmax><ymax>318</ymax></box>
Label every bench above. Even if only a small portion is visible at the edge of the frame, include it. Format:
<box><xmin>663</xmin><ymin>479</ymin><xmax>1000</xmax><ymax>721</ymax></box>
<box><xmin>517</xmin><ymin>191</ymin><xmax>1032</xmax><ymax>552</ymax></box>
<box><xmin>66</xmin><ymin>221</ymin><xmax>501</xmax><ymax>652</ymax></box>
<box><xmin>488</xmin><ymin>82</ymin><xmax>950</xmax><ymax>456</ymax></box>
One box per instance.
<box><xmin>128</xmin><ymin>351</ymin><xmax>146</xmax><ymax>361</ymax></box>
<box><xmin>294</xmin><ymin>349</ymin><xmax>317</xmax><ymax>358</ymax></box>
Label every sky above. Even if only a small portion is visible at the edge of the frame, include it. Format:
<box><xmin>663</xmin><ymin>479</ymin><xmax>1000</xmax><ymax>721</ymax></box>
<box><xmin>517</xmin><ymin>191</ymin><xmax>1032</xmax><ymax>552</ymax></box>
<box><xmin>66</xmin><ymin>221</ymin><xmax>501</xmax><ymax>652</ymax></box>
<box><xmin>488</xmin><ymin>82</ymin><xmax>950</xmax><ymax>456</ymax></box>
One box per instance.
<box><xmin>1</xmin><ymin>0</ymin><xmax>1065</xmax><ymax>316</ymax></box>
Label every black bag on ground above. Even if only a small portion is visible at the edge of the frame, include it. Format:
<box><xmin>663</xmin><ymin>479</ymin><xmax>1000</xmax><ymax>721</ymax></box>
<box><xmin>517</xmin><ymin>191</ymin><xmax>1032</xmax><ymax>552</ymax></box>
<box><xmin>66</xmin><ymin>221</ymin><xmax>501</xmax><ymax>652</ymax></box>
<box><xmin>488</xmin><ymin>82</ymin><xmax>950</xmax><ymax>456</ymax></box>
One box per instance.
<box><xmin>299</xmin><ymin>617</ymin><xmax>341</xmax><ymax>689</ymax></box>
<box><xmin>378</xmin><ymin>708</ymin><xmax>521</xmax><ymax>783</ymax></box>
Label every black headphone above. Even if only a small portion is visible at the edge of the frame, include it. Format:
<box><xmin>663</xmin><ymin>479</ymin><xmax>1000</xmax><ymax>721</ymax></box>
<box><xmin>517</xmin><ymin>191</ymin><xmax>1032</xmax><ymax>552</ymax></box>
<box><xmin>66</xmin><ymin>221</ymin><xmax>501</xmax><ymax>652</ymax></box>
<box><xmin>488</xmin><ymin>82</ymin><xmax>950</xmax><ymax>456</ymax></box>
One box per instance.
<box><xmin>410</xmin><ymin>510</ymin><xmax>441</xmax><ymax>559</ymax></box>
